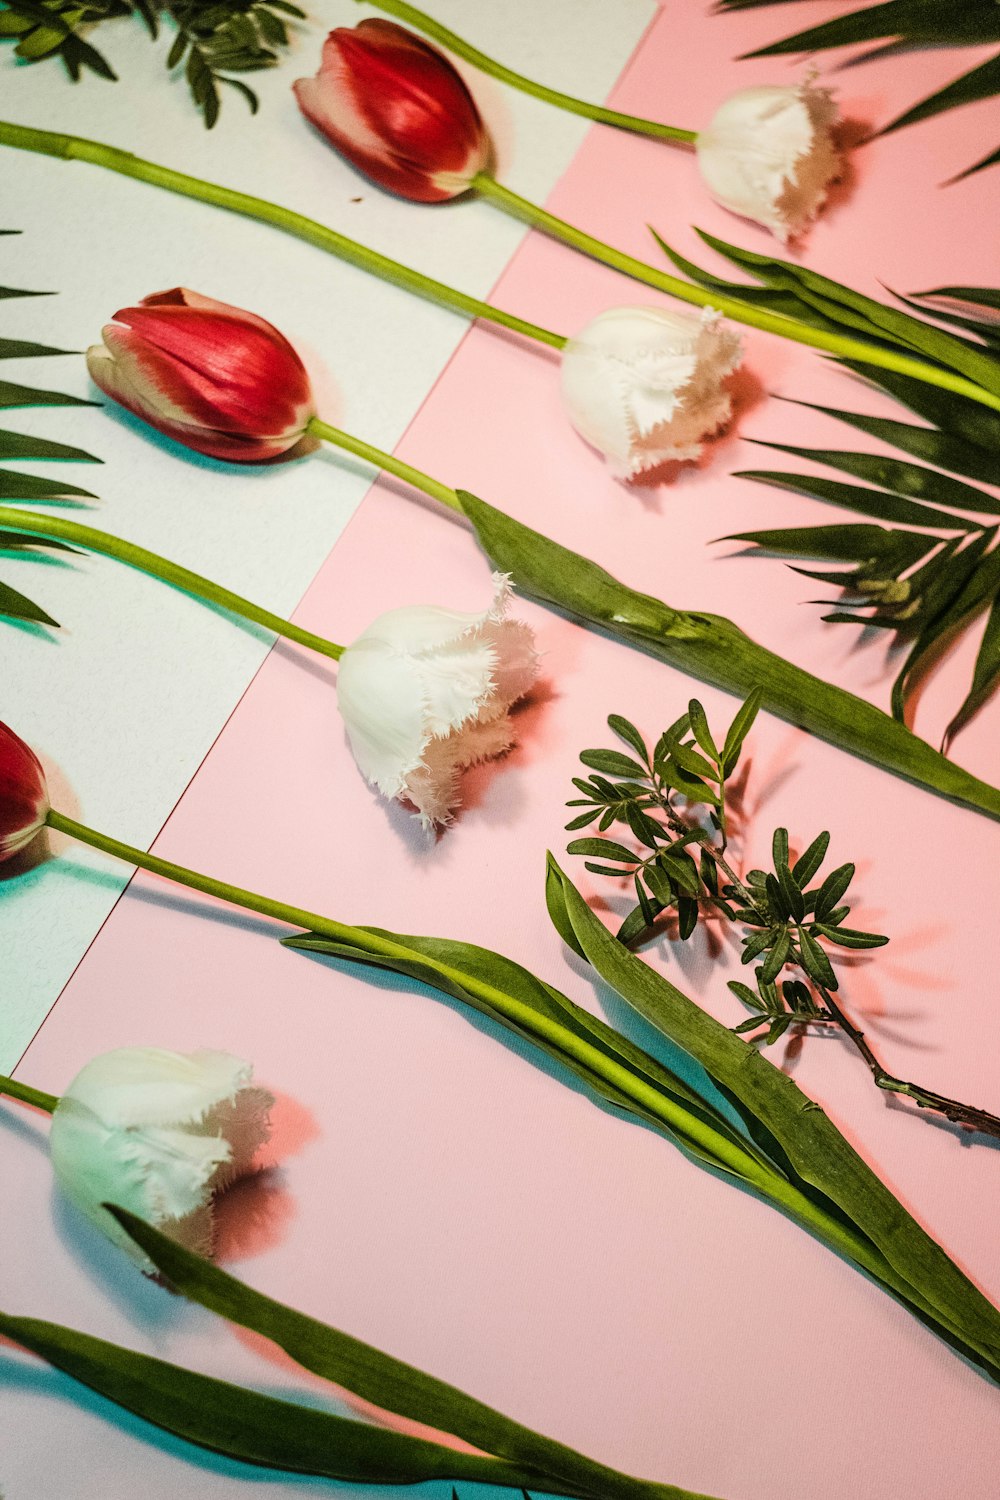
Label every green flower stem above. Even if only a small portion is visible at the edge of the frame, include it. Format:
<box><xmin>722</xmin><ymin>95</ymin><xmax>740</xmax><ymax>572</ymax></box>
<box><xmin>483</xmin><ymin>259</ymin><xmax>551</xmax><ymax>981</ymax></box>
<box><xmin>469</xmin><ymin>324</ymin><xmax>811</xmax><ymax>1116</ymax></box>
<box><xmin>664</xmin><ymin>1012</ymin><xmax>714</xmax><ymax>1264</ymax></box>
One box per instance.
<box><xmin>44</xmin><ymin>806</ymin><xmax>905</xmax><ymax>1297</ymax></box>
<box><xmin>0</xmin><ymin>1074</ymin><xmax>58</xmax><ymax>1113</ymax></box>
<box><xmin>0</xmin><ymin>506</ymin><xmax>344</xmax><ymax>660</ymax></box>
<box><xmin>357</xmin><ymin>0</ymin><xmax>698</xmax><ymax>143</ymax></box>
<box><xmin>471</xmin><ymin>172</ymin><xmax>1000</xmax><ymax>414</ymax></box>
<box><xmin>305</xmin><ymin>416</ymin><xmax>462</xmax><ymax>512</ymax></box>
<box><xmin>0</xmin><ymin>120</ymin><xmax>566</xmax><ymax>353</ymax></box>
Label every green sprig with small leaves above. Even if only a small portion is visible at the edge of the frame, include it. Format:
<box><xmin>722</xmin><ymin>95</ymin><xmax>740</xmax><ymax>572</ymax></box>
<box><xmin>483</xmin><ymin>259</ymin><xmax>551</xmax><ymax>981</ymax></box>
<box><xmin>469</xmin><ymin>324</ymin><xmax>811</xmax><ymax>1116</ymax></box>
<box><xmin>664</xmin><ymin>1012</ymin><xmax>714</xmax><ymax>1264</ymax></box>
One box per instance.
<box><xmin>567</xmin><ymin>692</ymin><xmax>1000</xmax><ymax>1139</ymax></box>
<box><xmin>0</xmin><ymin>0</ymin><xmax>306</xmax><ymax>126</ymax></box>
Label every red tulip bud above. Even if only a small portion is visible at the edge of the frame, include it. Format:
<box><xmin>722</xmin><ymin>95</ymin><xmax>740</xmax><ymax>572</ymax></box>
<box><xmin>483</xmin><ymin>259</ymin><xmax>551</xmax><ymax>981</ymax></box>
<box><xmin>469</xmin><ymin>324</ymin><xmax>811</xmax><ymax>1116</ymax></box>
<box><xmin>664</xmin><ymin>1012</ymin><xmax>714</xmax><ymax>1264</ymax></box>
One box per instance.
<box><xmin>294</xmin><ymin>20</ymin><xmax>492</xmax><ymax>204</ymax></box>
<box><xmin>86</xmin><ymin>289</ymin><xmax>316</xmax><ymax>464</ymax></box>
<box><xmin>0</xmin><ymin>721</ymin><xmax>50</xmax><ymax>862</ymax></box>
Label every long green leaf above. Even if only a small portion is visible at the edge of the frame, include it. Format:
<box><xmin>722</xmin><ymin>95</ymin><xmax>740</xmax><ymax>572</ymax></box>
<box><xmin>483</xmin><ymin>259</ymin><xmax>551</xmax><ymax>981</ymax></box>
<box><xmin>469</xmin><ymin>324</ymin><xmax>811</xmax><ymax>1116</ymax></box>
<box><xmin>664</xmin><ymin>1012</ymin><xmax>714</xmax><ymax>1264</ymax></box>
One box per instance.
<box><xmin>785</xmin><ymin>386</ymin><xmax>1000</xmax><ymax>485</ymax></box>
<box><xmin>730</xmin><ymin>469</ymin><xmax>975</xmax><ymax>531</ymax></box>
<box><xmin>0</xmin><ymin>426</ymin><xmax>100</xmax><ymax>463</ymax></box>
<box><xmin>944</xmin><ymin>588</ymin><xmax>1000</xmax><ymax>746</ymax></box>
<box><xmin>544</xmin><ymin>857</ymin><xmax>1000</xmax><ymax>1376</ymax></box>
<box><xmin>841</xmin><ymin>365</ymin><xmax>1000</xmax><ymax>462</ymax></box>
<box><xmin>881</xmin><ymin>51</ymin><xmax>1000</xmax><ymax>136</ymax></box>
<box><xmin>0</xmin><ymin>468</ymin><xmax>96</xmax><ymax>499</ymax></box>
<box><xmin>695</xmin><ymin>231</ymin><xmax>1000</xmax><ymax>395</ymax></box>
<box><xmin>453</xmin><ymin>489</ymin><xmax>1000</xmax><ymax>821</ymax></box>
<box><xmin>891</xmin><ymin>537</ymin><xmax>1000</xmax><ymax>718</ymax></box>
<box><xmin>727</xmin><ymin>522</ymin><xmax>933</xmax><ymax>570</ymax></box>
<box><xmin>0</xmin><ymin>1310</ymin><xmax>547</xmax><ymax>1491</ymax></box>
<box><xmin>282</xmin><ymin>924</ymin><xmax>771</xmax><ymax>1181</ymax></box>
<box><xmin>108</xmin><ymin>1210</ymin><xmax>700</xmax><ymax>1500</ymax></box>
<box><xmin>744</xmin><ymin>439</ymin><xmax>1000</xmax><ymax>516</ymax></box>
<box><xmin>0</xmin><ymin>377</ymin><xmax>96</xmax><ymax>408</ymax></box>
<box><xmin>738</xmin><ymin>1</ymin><xmax>1000</xmax><ymax>54</ymax></box>
<box><xmin>0</xmin><ymin>575</ymin><xmax>58</xmax><ymax>625</ymax></box>
<box><xmin>0</xmin><ymin>335</ymin><xmax>76</xmax><ymax>358</ymax></box>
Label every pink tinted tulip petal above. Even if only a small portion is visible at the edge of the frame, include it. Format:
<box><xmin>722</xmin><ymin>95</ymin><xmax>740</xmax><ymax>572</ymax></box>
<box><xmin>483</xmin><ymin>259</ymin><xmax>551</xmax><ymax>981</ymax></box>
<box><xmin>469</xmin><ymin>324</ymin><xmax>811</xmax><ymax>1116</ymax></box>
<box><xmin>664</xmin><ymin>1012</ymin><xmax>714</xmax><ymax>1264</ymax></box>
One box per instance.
<box><xmin>295</xmin><ymin>21</ymin><xmax>491</xmax><ymax>203</ymax></box>
<box><xmin>141</xmin><ymin>288</ymin><xmax>287</xmax><ymax>342</ymax></box>
<box><xmin>111</xmin><ymin>305</ymin><xmax>313</xmax><ymax>437</ymax></box>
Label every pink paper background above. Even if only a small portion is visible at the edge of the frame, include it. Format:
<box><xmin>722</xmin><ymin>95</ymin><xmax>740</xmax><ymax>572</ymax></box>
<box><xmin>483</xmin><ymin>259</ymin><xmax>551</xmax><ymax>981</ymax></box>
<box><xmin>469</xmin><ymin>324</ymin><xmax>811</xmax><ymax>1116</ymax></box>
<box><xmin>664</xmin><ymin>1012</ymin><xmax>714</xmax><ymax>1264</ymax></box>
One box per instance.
<box><xmin>4</xmin><ymin>4</ymin><xmax>1000</xmax><ymax>1498</ymax></box>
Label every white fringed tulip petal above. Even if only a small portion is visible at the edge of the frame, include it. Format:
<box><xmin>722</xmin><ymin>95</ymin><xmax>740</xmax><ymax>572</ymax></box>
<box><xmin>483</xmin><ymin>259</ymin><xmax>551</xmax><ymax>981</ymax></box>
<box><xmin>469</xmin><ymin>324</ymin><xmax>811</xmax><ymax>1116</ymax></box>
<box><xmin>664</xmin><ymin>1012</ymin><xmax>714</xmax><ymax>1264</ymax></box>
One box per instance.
<box><xmin>696</xmin><ymin>82</ymin><xmax>840</xmax><ymax>242</ymax></box>
<box><xmin>337</xmin><ymin>575</ymin><xmax>538</xmax><ymax>826</ymax></box>
<box><xmin>49</xmin><ymin>1048</ymin><xmax>273</xmax><ymax>1271</ymax></box>
<box><xmin>560</xmin><ymin>305</ymin><xmax>743</xmax><ymax>479</ymax></box>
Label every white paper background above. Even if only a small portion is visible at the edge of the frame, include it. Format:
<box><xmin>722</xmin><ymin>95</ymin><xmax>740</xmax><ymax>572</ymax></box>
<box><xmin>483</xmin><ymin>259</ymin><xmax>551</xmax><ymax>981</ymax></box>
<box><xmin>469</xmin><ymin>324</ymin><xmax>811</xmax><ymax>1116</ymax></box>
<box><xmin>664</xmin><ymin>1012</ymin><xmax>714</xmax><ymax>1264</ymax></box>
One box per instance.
<box><xmin>0</xmin><ymin>0</ymin><xmax>656</xmax><ymax>1069</ymax></box>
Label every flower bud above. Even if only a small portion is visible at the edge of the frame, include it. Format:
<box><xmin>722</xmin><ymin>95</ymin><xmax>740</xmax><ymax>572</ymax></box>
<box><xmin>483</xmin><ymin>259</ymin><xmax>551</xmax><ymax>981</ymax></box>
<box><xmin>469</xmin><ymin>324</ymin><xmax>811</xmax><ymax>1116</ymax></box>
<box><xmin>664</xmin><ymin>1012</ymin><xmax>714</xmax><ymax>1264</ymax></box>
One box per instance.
<box><xmin>294</xmin><ymin>20</ymin><xmax>492</xmax><ymax>203</ymax></box>
<box><xmin>0</xmin><ymin>720</ymin><xmax>50</xmax><ymax>862</ymax></box>
<box><xmin>49</xmin><ymin>1047</ymin><xmax>273</xmax><ymax>1272</ymax></box>
<box><xmin>695</xmin><ymin>82</ymin><xmax>840</xmax><ymax>243</ymax></box>
<box><xmin>559</xmin><ymin>305</ymin><xmax>743</xmax><ymax>479</ymax></box>
<box><xmin>336</xmin><ymin>574</ymin><xmax>538</xmax><ymax>826</ymax></box>
<box><xmin>86</xmin><ymin>288</ymin><xmax>316</xmax><ymax>463</ymax></box>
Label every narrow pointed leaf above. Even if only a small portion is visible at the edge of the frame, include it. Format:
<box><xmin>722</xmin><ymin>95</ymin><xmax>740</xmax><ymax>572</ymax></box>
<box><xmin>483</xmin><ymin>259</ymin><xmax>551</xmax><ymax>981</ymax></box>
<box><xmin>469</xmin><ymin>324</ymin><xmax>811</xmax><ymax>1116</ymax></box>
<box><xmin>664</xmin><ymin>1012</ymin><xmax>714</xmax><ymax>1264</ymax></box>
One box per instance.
<box><xmin>944</xmin><ymin>589</ymin><xmax>1000</xmax><ymax>747</ymax></box>
<box><xmin>0</xmin><ymin>1312</ymin><xmax>540</xmax><ymax>1490</ymax></box>
<box><xmin>815</xmin><ymin>863</ymin><xmax>855</xmax><ymax>920</ymax></box>
<box><xmin>579</xmin><ymin>749</ymin><xmax>648</xmax><ymax>778</ymax></box>
<box><xmin>744</xmin><ymin>440</ymin><xmax>1000</xmax><ymax>517</ymax></box>
<box><xmin>0</xmin><ymin>576</ymin><xmax>57</xmax><ymax>625</ymax></box>
<box><xmin>890</xmin><ymin>536</ymin><xmax>1000</xmax><ymax>718</ymax></box>
<box><xmin>0</xmin><ymin>469</ymin><xmax>95</xmax><ymax>500</ymax></box>
<box><xmin>792</xmin><ymin>832</ymin><xmax>830</xmax><ymax>888</ymax></box>
<box><xmin>0</xmin><ymin>378</ymin><xmax>97</xmax><ymax>408</ymax></box>
<box><xmin>545</xmin><ymin>857</ymin><xmax>1000</xmax><ymax>1375</ymax></box>
<box><xmin>283</xmin><ymin>918</ymin><xmax>774</xmax><ymax>1178</ymax></box>
<box><xmin>0</xmin><ymin>427</ymin><xmax>100</xmax><ymax>463</ymax></box>
<box><xmin>688</xmin><ymin>699</ymin><xmax>719</xmax><ymax>761</ymax></box>
<box><xmin>720</xmin><ymin>687</ymin><xmax>763</xmax><ymax>775</ymax></box>
<box><xmin>106</xmin><ymin>1210</ymin><xmax>644</xmax><ymax>1500</ymax></box>
<box><xmin>693</xmin><ymin>230</ymin><xmax>1000</xmax><ymax>392</ymax></box>
<box><xmin>797</xmin><ymin>927</ymin><xmax>837</xmax><ymax>989</ymax></box>
<box><xmin>607</xmin><ymin>714</ymin><xmax>649</xmax><ymax>763</ymax></box>
<box><xmin>880</xmin><ymin>51</ymin><xmax>1000</xmax><ymax>136</ymax></box>
<box><xmin>453</xmin><ymin>489</ymin><xmax>1000</xmax><ymax>822</ymax></box>
<box><xmin>813</xmin><ymin>925</ymin><xmax>889</xmax><ymax>949</ymax></box>
<box><xmin>567</xmin><ymin>838</ymin><xmax>638</xmax><ymax>865</ymax></box>
<box><xmin>732</xmin><ymin>469</ymin><xmax>976</xmax><ymax>531</ymax></box>
<box><xmin>0</xmin><ymin>336</ymin><xmax>76</xmax><ymax>358</ymax></box>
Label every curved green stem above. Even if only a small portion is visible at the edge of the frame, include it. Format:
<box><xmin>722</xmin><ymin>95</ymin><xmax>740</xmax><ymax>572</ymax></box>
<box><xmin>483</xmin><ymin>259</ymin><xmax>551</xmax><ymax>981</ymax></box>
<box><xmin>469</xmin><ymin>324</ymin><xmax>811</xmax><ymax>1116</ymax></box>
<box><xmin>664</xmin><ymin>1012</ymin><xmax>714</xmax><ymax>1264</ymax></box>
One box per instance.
<box><xmin>0</xmin><ymin>506</ymin><xmax>343</xmax><ymax>659</ymax></box>
<box><xmin>0</xmin><ymin>1074</ymin><xmax>58</xmax><ymax>1113</ymax></box>
<box><xmin>0</xmin><ymin>121</ymin><xmax>566</xmax><ymax>352</ymax></box>
<box><xmin>306</xmin><ymin>417</ymin><xmax>461</xmax><ymax>512</ymax></box>
<box><xmin>43</xmin><ymin>807</ymin><xmax>904</xmax><ymax>1293</ymax></box>
<box><xmin>472</xmin><ymin>173</ymin><xmax>1000</xmax><ymax>414</ymax></box>
<box><xmin>358</xmin><ymin>0</ymin><xmax>697</xmax><ymax>143</ymax></box>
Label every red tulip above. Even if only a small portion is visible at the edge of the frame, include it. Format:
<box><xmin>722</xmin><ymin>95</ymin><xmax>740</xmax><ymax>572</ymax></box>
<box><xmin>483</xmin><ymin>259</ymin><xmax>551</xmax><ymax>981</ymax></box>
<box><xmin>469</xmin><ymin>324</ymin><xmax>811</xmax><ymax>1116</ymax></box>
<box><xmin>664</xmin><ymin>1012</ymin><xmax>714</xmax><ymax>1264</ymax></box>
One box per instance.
<box><xmin>294</xmin><ymin>20</ymin><xmax>491</xmax><ymax>204</ymax></box>
<box><xmin>86</xmin><ymin>289</ymin><xmax>316</xmax><ymax>464</ymax></box>
<box><xmin>0</xmin><ymin>721</ymin><xmax>50</xmax><ymax>862</ymax></box>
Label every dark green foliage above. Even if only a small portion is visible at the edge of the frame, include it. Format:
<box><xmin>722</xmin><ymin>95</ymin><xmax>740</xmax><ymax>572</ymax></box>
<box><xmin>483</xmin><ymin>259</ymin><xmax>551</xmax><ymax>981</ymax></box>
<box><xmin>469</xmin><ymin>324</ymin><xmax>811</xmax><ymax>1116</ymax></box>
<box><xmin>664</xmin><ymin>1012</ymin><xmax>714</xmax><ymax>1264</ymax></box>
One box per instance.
<box><xmin>0</xmin><ymin>234</ymin><xmax>101</xmax><ymax>627</ymax></box>
<box><xmin>725</xmin><ymin>284</ymin><xmax>1000</xmax><ymax>746</ymax></box>
<box><xmin>0</xmin><ymin>0</ymin><xmax>306</xmax><ymax>126</ymax></box>
<box><xmin>566</xmin><ymin>695</ymin><xmax>887</xmax><ymax>1044</ymax></box>
<box><xmin>715</xmin><ymin>0</ymin><xmax>1000</xmax><ymax>178</ymax></box>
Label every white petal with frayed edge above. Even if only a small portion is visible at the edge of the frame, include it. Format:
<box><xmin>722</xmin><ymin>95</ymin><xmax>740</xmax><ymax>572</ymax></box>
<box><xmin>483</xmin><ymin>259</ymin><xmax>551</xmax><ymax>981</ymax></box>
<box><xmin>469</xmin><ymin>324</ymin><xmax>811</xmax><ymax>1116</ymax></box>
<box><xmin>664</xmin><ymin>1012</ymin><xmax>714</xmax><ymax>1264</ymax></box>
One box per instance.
<box><xmin>560</xmin><ymin>305</ymin><xmax>743</xmax><ymax>478</ymax></box>
<box><xmin>49</xmin><ymin>1047</ymin><xmax>273</xmax><ymax>1271</ymax></box>
<box><xmin>336</xmin><ymin>574</ymin><xmax>538</xmax><ymax>826</ymax></box>
<box><xmin>695</xmin><ymin>82</ymin><xmax>840</xmax><ymax>243</ymax></box>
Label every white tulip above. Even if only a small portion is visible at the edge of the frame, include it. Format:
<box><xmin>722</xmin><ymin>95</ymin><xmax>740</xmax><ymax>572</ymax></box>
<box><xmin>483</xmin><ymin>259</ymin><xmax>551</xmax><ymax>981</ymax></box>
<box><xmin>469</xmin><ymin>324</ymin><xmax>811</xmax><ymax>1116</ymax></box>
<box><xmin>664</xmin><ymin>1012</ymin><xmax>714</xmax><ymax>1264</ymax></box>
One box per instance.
<box><xmin>559</xmin><ymin>305</ymin><xmax>743</xmax><ymax>479</ymax></box>
<box><xmin>49</xmin><ymin>1047</ymin><xmax>273</xmax><ymax>1271</ymax></box>
<box><xmin>336</xmin><ymin>574</ymin><xmax>538</xmax><ymax>827</ymax></box>
<box><xmin>695</xmin><ymin>82</ymin><xmax>840</xmax><ymax>242</ymax></box>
